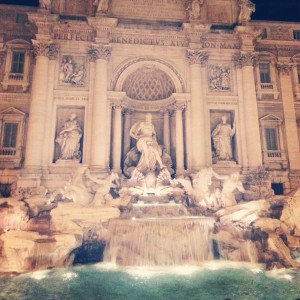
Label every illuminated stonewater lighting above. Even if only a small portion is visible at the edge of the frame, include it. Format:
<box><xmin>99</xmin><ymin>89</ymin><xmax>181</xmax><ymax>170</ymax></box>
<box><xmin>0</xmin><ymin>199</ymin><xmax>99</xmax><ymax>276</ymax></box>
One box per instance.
<box><xmin>1</xmin><ymin>0</ymin><xmax>300</xmax><ymax>299</ymax></box>
<box><xmin>103</xmin><ymin>218</ymin><xmax>215</xmax><ymax>266</ymax></box>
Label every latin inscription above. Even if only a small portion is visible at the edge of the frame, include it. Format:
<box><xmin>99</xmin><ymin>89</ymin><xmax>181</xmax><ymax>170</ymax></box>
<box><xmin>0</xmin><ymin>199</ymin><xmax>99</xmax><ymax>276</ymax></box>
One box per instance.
<box><xmin>53</xmin><ymin>29</ymin><xmax>94</xmax><ymax>42</ymax></box>
<box><xmin>201</xmin><ymin>40</ymin><xmax>240</xmax><ymax>50</ymax></box>
<box><xmin>110</xmin><ymin>34</ymin><xmax>189</xmax><ymax>47</ymax></box>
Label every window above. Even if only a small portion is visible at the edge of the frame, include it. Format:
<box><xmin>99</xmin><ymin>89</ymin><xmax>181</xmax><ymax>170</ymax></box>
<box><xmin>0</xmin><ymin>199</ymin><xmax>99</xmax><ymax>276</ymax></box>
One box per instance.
<box><xmin>1</xmin><ymin>40</ymin><xmax>31</xmax><ymax>92</ymax></box>
<box><xmin>265</xmin><ymin>128</ymin><xmax>278</xmax><ymax>150</ymax></box>
<box><xmin>3</xmin><ymin>123</ymin><xmax>18</xmax><ymax>148</ymax></box>
<box><xmin>259</xmin><ymin>114</ymin><xmax>288</xmax><ymax>168</ymax></box>
<box><xmin>293</xmin><ymin>30</ymin><xmax>300</xmax><ymax>40</ymax></box>
<box><xmin>16</xmin><ymin>13</ymin><xmax>28</xmax><ymax>24</ymax></box>
<box><xmin>11</xmin><ymin>52</ymin><xmax>25</xmax><ymax>74</ymax></box>
<box><xmin>259</xmin><ymin>63</ymin><xmax>271</xmax><ymax>83</ymax></box>
<box><xmin>0</xmin><ymin>107</ymin><xmax>26</xmax><ymax>168</ymax></box>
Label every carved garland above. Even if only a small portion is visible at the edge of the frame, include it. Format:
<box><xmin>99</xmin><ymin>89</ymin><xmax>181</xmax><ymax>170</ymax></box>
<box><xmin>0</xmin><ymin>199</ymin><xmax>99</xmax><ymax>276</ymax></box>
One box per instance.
<box><xmin>276</xmin><ymin>63</ymin><xmax>293</xmax><ymax>76</ymax></box>
<box><xmin>87</xmin><ymin>44</ymin><xmax>112</xmax><ymax>62</ymax></box>
<box><xmin>233</xmin><ymin>52</ymin><xmax>255</xmax><ymax>68</ymax></box>
<box><xmin>32</xmin><ymin>40</ymin><xmax>59</xmax><ymax>59</ymax></box>
<box><xmin>186</xmin><ymin>49</ymin><xmax>208</xmax><ymax>66</ymax></box>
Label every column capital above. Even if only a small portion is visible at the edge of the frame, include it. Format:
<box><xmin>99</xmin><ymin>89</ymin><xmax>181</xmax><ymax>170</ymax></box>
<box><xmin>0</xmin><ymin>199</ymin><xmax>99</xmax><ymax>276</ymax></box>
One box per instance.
<box><xmin>173</xmin><ymin>103</ymin><xmax>186</xmax><ymax>112</ymax></box>
<box><xmin>277</xmin><ymin>63</ymin><xmax>293</xmax><ymax>76</ymax></box>
<box><xmin>160</xmin><ymin>107</ymin><xmax>172</xmax><ymax>116</ymax></box>
<box><xmin>186</xmin><ymin>49</ymin><xmax>208</xmax><ymax>66</ymax></box>
<box><xmin>233</xmin><ymin>52</ymin><xmax>255</xmax><ymax>68</ymax></box>
<box><xmin>111</xmin><ymin>102</ymin><xmax>127</xmax><ymax>110</ymax></box>
<box><xmin>32</xmin><ymin>40</ymin><xmax>59</xmax><ymax>59</ymax></box>
<box><xmin>87</xmin><ymin>44</ymin><xmax>112</xmax><ymax>62</ymax></box>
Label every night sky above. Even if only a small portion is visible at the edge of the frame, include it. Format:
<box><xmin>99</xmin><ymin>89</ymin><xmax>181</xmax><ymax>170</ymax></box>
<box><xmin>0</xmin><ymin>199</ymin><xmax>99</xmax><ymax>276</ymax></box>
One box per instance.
<box><xmin>0</xmin><ymin>0</ymin><xmax>299</xmax><ymax>22</ymax></box>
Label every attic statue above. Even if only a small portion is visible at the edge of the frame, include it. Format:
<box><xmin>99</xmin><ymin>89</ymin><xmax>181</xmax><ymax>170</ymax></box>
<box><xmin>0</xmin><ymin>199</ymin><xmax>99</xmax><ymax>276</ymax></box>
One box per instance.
<box><xmin>238</xmin><ymin>0</ymin><xmax>255</xmax><ymax>24</ymax></box>
<box><xmin>187</xmin><ymin>0</ymin><xmax>204</xmax><ymax>20</ymax></box>
<box><xmin>39</xmin><ymin>0</ymin><xmax>51</xmax><ymax>10</ymax></box>
<box><xmin>93</xmin><ymin>0</ymin><xmax>110</xmax><ymax>14</ymax></box>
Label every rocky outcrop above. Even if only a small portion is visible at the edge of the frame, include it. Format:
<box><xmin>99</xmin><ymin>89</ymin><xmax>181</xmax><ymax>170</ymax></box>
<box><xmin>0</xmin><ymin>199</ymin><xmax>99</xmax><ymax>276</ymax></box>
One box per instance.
<box><xmin>0</xmin><ymin>230</ymin><xmax>82</xmax><ymax>273</ymax></box>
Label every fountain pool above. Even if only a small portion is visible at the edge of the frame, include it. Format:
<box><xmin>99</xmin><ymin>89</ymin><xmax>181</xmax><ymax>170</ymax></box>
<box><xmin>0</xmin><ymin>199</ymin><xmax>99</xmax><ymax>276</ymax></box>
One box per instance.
<box><xmin>1</xmin><ymin>261</ymin><xmax>300</xmax><ymax>300</ymax></box>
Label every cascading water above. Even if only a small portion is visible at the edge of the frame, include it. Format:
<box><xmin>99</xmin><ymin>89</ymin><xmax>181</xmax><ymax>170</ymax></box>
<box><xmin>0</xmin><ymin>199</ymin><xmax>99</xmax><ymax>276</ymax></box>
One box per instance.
<box><xmin>103</xmin><ymin>217</ymin><xmax>215</xmax><ymax>266</ymax></box>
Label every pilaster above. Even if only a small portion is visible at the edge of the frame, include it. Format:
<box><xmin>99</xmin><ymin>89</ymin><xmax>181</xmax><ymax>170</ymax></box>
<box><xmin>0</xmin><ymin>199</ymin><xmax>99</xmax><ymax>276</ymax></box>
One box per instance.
<box><xmin>186</xmin><ymin>48</ymin><xmax>208</xmax><ymax>171</ymax></box>
<box><xmin>277</xmin><ymin>62</ymin><xmax>300</xmax><ymax>170</ymax></box>
<box><xmin>88</xmin><ymin>44</ymin><xmax>112</xmax><ymax>172</ymax></box>
<box><xmin>24</xmin><ymin>40</ymin><xmax>58</xmax><ymax>170</ymax></box>
<box><xmin>233</xmin><ymin>51</ymin><xmax>262</xmax><ymax>168</ymax></box>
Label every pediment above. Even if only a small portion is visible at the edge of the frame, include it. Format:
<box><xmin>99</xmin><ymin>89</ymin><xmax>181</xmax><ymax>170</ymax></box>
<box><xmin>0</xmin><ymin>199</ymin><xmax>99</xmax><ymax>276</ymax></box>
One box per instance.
<box><xmin>260</xmin><ymin>114</ymin><xmax>282</xmax><ymax>121</ymax></box>
<box><xmin>0</xmin><ymin>107</ymin><xmax>26</xmax><ymax>117</ymax></box>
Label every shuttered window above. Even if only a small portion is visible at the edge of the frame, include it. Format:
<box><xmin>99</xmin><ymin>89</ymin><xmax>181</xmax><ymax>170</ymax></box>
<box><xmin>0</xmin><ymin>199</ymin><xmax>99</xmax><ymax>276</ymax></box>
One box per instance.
<box><xmin>265</xmin><ymin>128</ymin><xmax>278</xmax><ymax>150</ymax></box>
<box><xmin>259</xmin><ymin>63</ymin><xmax>271</xmax><ymax>83</ymax></box>
<box><xmin>11</xmin><ymin>52</ymin><xmax>25</xmax><ymax>74</ymax></box>
<box><xmin>3</xmin><ymin>123</ymin><xmax>18</xmax><ymax>148</ymax></box>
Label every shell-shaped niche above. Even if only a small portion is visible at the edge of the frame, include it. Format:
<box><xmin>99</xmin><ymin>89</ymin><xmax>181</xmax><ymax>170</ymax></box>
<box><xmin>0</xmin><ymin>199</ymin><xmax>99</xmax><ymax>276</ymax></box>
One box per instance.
<box><xmin>122</xmin><ymin>65</ymin><xmax>176</xmax><ymax>101</ymax></box>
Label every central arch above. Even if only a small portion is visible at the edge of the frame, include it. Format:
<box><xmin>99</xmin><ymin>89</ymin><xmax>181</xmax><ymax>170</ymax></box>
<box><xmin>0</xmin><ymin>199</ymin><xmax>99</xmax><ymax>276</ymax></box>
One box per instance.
<box><xmin>111</xmin><ymin>56</ymin><xmax>185</xmax><ymax>95</ymax></box>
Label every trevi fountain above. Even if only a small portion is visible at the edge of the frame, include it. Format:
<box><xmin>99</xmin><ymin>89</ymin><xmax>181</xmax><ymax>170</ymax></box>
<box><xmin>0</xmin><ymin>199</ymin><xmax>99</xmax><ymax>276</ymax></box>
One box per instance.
<box><xmin>0</xmin><ymin>0</ymin><xmax>300</xmax><ymax>299</ymax></box>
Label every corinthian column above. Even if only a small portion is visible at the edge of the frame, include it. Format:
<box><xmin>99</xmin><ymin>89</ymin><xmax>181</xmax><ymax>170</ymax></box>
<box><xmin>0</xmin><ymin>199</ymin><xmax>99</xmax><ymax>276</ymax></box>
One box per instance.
<box><xmin>111</xmin><ymin>104</ymin><xmax>123</xmax><ymax>173</ymax></box>
<box><xmin>174</xmin><ymin>104</ymin><xmax>186</xmax><ymax>174</ymax></box>
<box><xmin>160</xmin><ymin>108</ymin><xmax>171</xmax><ymax>154</ymax></box>
<box><xmin>233</xmin><ymin>52</ymin><xmax>262</xmax><ymax>167</ymax></box>
<box><xmin>277</xmin><ymin>63</ymin><xmax>300</xmax><ymax>170</ymax></box>
<box><xmin>87</xmin><ymin>44</ymin><xmax>111</xmax><ymax>172</ymax></box>
<box><xmin>186</xmin><ymin>49</ymin><xmax>208</xmax><ymax>171</ymax></box>
<box><xmin>25</xmin><ymin>41</ymin><xmax>58</xmax><ymax>169</ymax></box>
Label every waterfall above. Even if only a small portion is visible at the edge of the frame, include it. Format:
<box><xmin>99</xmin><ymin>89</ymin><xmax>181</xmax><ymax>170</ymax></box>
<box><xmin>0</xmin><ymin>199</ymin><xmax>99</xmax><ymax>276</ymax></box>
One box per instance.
<box><xmin>34</xmin><ymin>238</ymin><xmax>57</xmax><ymax>270</ymax></box>
<box><xmin>103</xmin><ymin>217</ymin><xmax>215</xmax><ymax>266</ymax></box>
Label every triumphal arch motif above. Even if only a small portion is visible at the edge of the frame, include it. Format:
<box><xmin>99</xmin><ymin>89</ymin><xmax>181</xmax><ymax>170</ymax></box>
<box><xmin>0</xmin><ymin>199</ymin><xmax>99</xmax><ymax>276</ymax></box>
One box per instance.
<box><xmin>0</xmin><ymin>0</ymin><xmax>300</xmax><ymax>195</ymax></box>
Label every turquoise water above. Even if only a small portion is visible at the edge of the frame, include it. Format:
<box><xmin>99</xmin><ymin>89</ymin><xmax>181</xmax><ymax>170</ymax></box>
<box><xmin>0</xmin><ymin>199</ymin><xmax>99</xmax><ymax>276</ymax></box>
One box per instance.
<box><xmin>1</xmin><ymin>262</ymin><xmax>300</xmax><ymax>300</ymax></box>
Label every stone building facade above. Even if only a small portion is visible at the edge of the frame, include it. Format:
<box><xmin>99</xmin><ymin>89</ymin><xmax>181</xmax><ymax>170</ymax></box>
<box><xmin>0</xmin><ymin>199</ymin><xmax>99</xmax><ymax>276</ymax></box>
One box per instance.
<box><xmin>0</xmin><ymin>0</ymin><xmax>299</xmax><ymax>194</ymax></box>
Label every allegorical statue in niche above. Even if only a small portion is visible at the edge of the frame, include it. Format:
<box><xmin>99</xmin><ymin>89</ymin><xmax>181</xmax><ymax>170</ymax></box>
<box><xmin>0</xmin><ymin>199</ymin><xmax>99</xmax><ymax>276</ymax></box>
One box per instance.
<box><xmin>93</xmin><ymin>0</ymin><xmax>110</xmax><ymax>14</ymax></box>
<box><xmin>39</xmin><ymin>0</ymin><xmax>51</xmax><ymax>10</ymax></box>
<box><xmin>129</xmin><ymin>113</ymin><xmax>165</xmax><ymax>174</ymax></box>
<box><xmin>212</xmin><ymin>115</ymin><xmax>235</xmax><ymax>162</ymax></box>
<box><xmin>187</xmin><ymin>0</ymin><xmax>204</xmax><ymax>20</ymax></box>
<box><xmin>56</xmin><ymin>113</ymin><xmax>82</xmax><ymax>161</ymax></box>
<box><xmin>238</xmin><ymin>0</ymin><xmax>255</xmax><ymax>24</ymax></box>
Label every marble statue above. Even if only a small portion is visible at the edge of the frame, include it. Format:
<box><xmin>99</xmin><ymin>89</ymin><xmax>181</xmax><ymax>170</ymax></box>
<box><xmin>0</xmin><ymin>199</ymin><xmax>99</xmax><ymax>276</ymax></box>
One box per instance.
<box><xmin>59</xmin><ymin>166</ymin><xmax>93</xmax><ymax>206</ymax></box>
<box><xmin>84</xmin><ymin>169</ymin><xmax>120</xmax><ymax>206</ymax></box>
<box><xmin>213</xmin><ymin>171</ymin><xmax>246</xmax><ymax>207</ymax></box>
<box><xmin>39</xmin><ymin>0</ymin><xmax>51</xmax><ymax>10</ymax></box>
<box><xmin>56</xmin><ymin>113</ymin><xmax>82</xmax><ymax>161</ymax></box>
<box><xmin>212</xmin><ymin>115</ymin><xmax>235</xmax><ymax>162</ymax></box>
<box><xmin>177</xmin><ymin>168</ymin><xmax>216</xmax><ymax>207</ymax></box>
<box><xmin>129</xmin><ymin>113</ymin><xmax>165</xmax><ymax>174</ymax></box>
<box><xmin>58</xmin><ymin>166</ymin><xmax>120</xmax><ymax>207</ymax></box>
<box><xmin>93</xmin><ymin>0</ymin><xmax>110</xmax><ymax>14</ymax></box>
<box><xmin>187</xmin><ymin>0</ymin><xmax>204</xmax><ymax>20</ymax></box>
<box><xmin>238</xmin><ymin>0</ymin><xmax>255</xmax><ymax>24</ymax></box>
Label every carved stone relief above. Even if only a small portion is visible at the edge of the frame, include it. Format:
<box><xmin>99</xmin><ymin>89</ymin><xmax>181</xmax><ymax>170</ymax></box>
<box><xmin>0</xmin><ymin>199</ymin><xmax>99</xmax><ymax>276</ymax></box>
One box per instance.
<box><xmin>208</xmin><ymin>65</ymin><xmax>231</xmax><ymax>92</ymax></box>
<box><xmin>59</xmin><ymin>55</ymin><xmax>86</xmax><ymax>87</ymax></box>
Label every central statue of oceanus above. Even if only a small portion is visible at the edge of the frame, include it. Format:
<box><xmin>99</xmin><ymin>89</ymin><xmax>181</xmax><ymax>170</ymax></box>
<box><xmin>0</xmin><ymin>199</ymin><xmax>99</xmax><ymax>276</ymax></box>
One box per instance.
<box><xmin>123</xmin><ymin>113</ymin><xmax>173</xmax><ymax>180</ymax></box>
